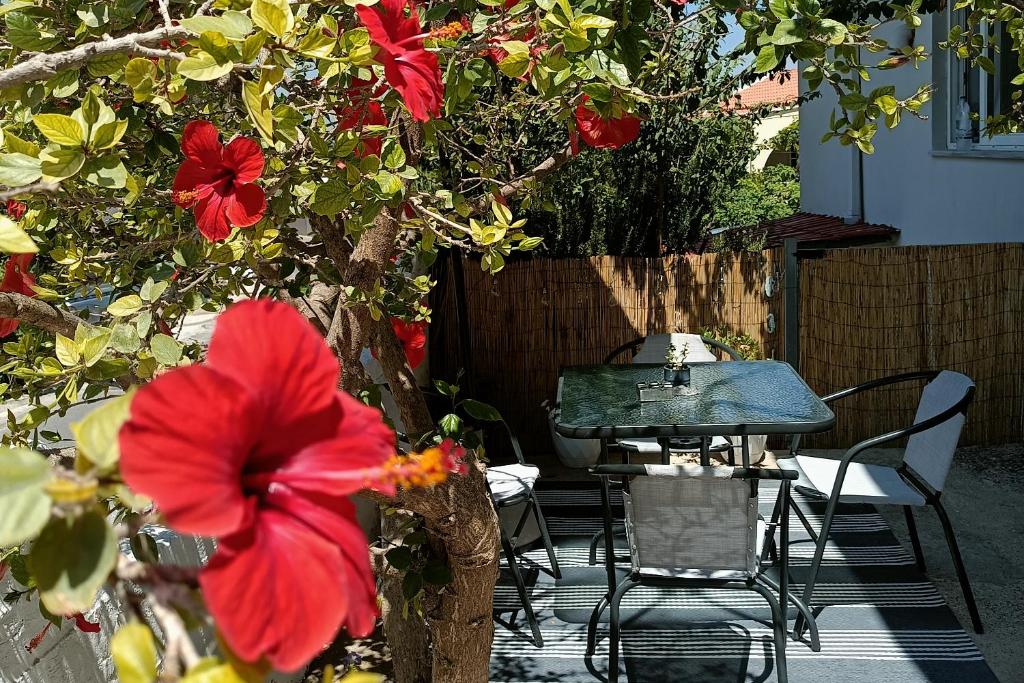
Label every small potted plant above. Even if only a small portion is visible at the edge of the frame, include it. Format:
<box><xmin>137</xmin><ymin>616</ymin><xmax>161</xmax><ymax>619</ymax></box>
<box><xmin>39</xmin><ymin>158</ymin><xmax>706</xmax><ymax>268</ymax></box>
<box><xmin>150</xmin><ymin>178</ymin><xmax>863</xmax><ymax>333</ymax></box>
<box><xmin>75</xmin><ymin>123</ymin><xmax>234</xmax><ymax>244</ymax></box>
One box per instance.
<box><xmin>663</xmin><ymin>342</ymin><xmax>691</xmax><ymax>386</ymax></box>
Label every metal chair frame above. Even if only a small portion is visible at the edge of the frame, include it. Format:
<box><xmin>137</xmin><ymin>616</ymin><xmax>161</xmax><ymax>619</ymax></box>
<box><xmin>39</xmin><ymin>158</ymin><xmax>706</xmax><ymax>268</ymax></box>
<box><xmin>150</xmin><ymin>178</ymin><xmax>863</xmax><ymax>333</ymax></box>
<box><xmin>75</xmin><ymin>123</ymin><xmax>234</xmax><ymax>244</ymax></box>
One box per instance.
<box><xmin>587</xmin><ymin>463</ymin><xmax>802</xmax><ymax>683</ymax></box>
<box><xmin>783</xmin><ymin>370</ymin><xmax>983</xmax><ymax>637</ymax></box>
<box><xmin>603</xmin><ymin>334</ymin><xmax>744</xmax><ymax>365</ymax></box>
<box><xmin>487</xmin><ymin>419</ymin><xmax>561</xmax><ymax>647</ymax></box>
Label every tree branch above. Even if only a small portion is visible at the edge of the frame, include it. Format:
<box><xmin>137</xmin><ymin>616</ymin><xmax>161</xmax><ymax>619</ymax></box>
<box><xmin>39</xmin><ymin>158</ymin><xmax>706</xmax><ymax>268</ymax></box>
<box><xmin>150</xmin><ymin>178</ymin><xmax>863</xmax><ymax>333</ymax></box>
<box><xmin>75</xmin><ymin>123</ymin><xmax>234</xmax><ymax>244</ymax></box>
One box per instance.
<box><xmin>0</xmin><ymin>182</ymin><xmax>60</xmax><ymax>202</ymax></box>
<box><xmin>0</xmin><ymin>292</ymin><xmax>82</xmax><ymax>338</ymax></box>
<box><xmin>469</xmin><ymin>144</ymin><xmax>574</xmax><ymax>214</ymax></box>
<box><xmin>0</xmin><ymin>26</ymin><xmax>189</xmax><ymax>90</ymax></box>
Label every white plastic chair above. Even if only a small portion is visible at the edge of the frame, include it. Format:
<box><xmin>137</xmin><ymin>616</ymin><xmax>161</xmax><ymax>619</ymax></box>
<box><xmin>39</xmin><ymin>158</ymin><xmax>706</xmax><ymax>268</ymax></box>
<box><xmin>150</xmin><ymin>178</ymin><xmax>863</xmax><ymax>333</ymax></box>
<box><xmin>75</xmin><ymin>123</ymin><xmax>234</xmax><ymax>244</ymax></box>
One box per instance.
<box><xmin>779</xmin><ymin>370</ymin><xmax>982</xmax><ymax>635</ymax></box>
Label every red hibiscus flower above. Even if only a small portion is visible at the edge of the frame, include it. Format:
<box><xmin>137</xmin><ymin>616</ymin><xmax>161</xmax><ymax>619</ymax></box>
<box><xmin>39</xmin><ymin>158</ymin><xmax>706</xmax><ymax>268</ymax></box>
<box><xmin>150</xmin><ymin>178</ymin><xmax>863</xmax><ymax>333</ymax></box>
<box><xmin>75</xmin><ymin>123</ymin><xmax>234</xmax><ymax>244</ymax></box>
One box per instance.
<box><xmin>392</xmin><ymin>317</ymin><xmax>427</xmax><ymax>369</ymax></box>
<box><xmin>0</xmin><ymin>254</ymin><xmax>35</xmax><ymax>338</ymax></box>
<box><xmin>574</xmin><ymin>95</ymin><xmax>642</xmax><ymax>150</ymax></box>
<box><xmin>5</xmin><ymin>200</ymin><xmax>27</xmax><ymax>220</ymax></box>
<box><xmin>357</xmin><ymin>0</ymin><xmax>444</xmax><ymax>122</ymax></box>
<box><xmin>336</xmin><ymin>77</ymin><xmax>389</xmax><ymax>158</ymax></box>
<box><xmin>119</xmin><ymin>301</ymin><xmax>461</xmax><ymax>671</ymax></box>
<box><xmin>172</xmin><ymin>121</ymin><xmax>266</xmax><ymax>243</ymax></box>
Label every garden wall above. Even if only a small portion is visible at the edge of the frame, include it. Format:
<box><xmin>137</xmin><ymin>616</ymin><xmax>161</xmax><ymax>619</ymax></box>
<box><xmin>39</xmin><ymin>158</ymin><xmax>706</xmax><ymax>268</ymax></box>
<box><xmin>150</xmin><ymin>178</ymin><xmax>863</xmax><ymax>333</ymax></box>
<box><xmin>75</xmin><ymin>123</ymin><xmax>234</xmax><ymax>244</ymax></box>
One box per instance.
<box><xmin>431</xmin><ymin>243</ymin><xmax>1024</xmax><ymax>464</ymax></box>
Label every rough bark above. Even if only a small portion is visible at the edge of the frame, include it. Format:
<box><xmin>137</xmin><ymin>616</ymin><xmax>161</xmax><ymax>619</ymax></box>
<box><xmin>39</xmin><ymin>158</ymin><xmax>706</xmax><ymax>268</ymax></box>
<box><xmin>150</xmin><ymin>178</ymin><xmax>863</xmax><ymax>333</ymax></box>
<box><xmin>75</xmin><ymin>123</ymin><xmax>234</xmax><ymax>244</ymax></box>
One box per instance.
<box><xmin>0</xmin><ymin>26</ymin><xmax>190</xmax><ymax>90</ymax></box>
<box><xmin>0</xmin><ymin>292</ymin><xmax>82</xmax><ymax>338</ymax></box>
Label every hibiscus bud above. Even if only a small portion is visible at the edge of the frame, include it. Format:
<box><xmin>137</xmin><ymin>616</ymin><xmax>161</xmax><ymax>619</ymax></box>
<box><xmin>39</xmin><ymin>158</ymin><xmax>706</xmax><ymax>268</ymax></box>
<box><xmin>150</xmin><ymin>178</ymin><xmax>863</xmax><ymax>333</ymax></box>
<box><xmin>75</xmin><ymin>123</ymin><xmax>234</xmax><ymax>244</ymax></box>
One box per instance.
<box><xmin>548</xmin><ymin>42</ymin><xmax>565</xmax><ymax>59</ymax></box>
<box><xmin>321</xmin><ymin>27</ymin><xmax>336</xmax><ymax>38</ymax></box>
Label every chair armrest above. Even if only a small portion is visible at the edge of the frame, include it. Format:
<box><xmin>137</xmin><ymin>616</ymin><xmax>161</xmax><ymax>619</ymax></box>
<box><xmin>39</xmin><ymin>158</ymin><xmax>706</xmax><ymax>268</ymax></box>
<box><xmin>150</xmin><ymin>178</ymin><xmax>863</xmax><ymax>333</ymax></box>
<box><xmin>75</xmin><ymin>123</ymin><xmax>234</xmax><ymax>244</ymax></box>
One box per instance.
<box><xmin>820</xmin><ymin>370</ymin><xmax>940</xmax><ymax>405</ymax></box>
<box><xmin>603</xmin><ymin>337</ymin><xmax>645</xmax><ymax>365</ymax></box>
<box><xmin>789</xmin><ymin>370</ymin><xmax>942</xmax><ymax>453</ymax></box>
<box><xmin>700</xmin><ymin>336</ymin><xmax>742</xmax><ymax>361</ymax></box>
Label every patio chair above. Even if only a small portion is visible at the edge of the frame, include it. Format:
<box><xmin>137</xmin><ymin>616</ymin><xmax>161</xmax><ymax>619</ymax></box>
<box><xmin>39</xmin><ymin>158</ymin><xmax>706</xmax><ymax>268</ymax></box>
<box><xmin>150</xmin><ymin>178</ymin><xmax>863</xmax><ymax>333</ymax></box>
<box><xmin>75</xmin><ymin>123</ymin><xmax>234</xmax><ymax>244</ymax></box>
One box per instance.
<box><xmin>780</xmin><ymin>370</ymin><xmax>983</xmax><ymax>635</ymax></box>
<box><xmin>589</xmin><ymin>463</ymin><xmax>798</xmax><ymax>683</ymax></box>
<box><xmin>487</xmin><ymin>419</ymin><xmax>561</xmax><ymax>647</ymax></box>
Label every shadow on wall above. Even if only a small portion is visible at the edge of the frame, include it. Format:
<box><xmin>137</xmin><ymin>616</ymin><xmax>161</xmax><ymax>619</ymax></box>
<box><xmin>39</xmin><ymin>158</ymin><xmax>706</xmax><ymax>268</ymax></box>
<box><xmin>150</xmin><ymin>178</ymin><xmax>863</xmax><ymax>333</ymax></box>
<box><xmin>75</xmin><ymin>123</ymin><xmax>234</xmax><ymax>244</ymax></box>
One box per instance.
<box><xmin>429</xmin><ymin>251</ymin><xmax>785</xmax><ymax>467</ymax></box>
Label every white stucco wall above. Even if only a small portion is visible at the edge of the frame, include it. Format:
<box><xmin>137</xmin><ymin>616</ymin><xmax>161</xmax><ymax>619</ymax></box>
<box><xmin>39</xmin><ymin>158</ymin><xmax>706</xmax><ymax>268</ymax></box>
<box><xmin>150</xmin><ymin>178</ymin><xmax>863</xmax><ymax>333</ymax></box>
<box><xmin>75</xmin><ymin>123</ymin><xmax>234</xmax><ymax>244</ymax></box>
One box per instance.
<box><xmin>799</xmin><ymin>17</ymin><xmax>1024</xmax><ymax>245</ymax></box>
<box><xmin>751</xmin><ymin>108</ymin><xmax>797</xmax><ymax>170</ymax></box>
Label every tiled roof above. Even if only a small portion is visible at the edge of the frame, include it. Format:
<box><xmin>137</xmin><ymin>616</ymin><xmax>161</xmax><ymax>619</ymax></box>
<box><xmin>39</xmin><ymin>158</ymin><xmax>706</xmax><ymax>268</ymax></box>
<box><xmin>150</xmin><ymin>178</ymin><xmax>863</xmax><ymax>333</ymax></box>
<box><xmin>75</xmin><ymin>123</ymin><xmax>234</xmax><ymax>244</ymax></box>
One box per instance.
<box><xmin>759</xmin><ymin>212</ymin><xmax>899</xmax><ymax>247</ymax></box>
<box><xmin>727</xmin><ymin>69</ymin><xmax>799</xmax><ymax>111</ymax></box>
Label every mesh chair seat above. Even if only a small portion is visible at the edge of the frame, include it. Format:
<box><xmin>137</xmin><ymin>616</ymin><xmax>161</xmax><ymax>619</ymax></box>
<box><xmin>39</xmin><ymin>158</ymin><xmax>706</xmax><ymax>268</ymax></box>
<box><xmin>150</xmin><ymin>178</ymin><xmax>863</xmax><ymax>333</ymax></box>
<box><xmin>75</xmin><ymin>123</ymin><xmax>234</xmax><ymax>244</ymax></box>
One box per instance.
<box><xmin>487</xmin><ymin>464</ymin><xmax>540</xmax><ymax>504</ymax></box>
<box><xmin>632</xmin><ymin>520</ymin><xmax>767</xmax><ymax>580</ymax></box>
<box><xmin>784</xmin><ymin>455</ymin><xmax>926</xmax><ymax>506</ymax></box>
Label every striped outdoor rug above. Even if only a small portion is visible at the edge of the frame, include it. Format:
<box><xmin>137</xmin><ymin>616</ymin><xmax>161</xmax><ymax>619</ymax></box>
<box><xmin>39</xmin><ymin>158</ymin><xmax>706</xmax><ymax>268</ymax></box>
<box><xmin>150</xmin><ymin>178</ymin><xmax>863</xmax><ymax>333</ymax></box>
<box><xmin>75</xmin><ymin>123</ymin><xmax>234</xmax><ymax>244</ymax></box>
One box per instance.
<box><xmin>490</xmin><ymin>483</ymin><xmax>996</xmax><ymax>682</ymax></box>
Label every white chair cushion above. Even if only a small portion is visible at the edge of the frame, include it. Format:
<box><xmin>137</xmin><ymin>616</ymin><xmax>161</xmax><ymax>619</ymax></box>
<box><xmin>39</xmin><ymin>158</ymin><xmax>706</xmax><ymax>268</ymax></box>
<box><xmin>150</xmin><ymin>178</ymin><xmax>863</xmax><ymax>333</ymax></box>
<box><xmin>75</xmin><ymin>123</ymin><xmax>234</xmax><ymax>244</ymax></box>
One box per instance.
<box><xmin>618</xmin><ymin>435</ymin><xmax>731</xmax><ymax>454</ymax></box>
<box><xmin>789</xmin><ymin>455</ymin><xmax>926</xmax><ymax>506</ymax></box>
<box><xmin>487</xmin><ymin>464</ymin><xmax>540</xmax><ymax>503</ymax></box>
<box><xmin>632</xmin><ymin>333</ymin><xmax>718</xmax><ymax>364</ymax></box>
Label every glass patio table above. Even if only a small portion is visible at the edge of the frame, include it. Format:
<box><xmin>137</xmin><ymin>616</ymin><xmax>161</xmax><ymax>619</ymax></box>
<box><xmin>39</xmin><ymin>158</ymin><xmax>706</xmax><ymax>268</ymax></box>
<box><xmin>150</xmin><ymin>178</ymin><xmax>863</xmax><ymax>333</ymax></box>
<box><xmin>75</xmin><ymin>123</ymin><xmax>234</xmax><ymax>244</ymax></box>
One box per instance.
<box><xmin>552</xmin><ymin>361</ymin><xmax>835</xmax><ymax>646</ymax></box>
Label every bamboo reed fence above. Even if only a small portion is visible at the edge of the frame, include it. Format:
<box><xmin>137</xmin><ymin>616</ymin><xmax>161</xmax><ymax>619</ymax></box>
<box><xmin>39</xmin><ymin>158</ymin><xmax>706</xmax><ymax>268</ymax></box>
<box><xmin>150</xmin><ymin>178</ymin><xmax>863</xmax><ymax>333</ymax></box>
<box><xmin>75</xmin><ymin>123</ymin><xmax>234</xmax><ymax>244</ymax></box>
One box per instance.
<box><xmin>797</xmin><ymin>244</ymin><xmax>1024</xmax><ymax>448</ymax></box>
<box><xmin>431</xmin><ymin>244</ymin><xmax>1024</xmax><ymax>462</ymax></box>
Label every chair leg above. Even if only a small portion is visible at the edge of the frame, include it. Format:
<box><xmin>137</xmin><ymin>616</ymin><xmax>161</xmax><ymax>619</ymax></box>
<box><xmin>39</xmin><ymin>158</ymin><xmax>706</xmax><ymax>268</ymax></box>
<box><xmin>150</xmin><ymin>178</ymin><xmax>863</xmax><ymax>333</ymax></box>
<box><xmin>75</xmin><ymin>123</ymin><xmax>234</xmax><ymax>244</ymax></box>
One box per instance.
<box><xmin>530</xmin><ymin>491</ymin><xmax>561</xmax><ymax>579</ymax></box>
<box><xmin>904</xmin><ymin>505</ymin><xmax>927</xmax><ymax>573</ymax></box>
<box><xmin>795</xmin><ymin>490</ymin><xmax>839</xmax><ymax>639</ymax></box>
<box><xmin>751</xmin><ymin>581</ymin><xmax>789</xmax><ymax>683</ymax></box>
<box><xmin>500</xmin><ymin>533</ymin><xmax>544</xmax><ymax>647</ymax></box>
<box><xmin>589</xmin><ymin>529</ymin><xmax>605</xmax><ymax>566</ymax></box>
<box><xmin>932</xmin><ymin>499</ymin><xmax>984</xmax><ymax>633</ymax></box>
<box><xmin>608</xmin><ymin>577</ymin><xmax>639</xmax><ymax>683</ymax></box>
<box><xmin>586</xmin><ymin>593</ymin><xmax>609</xmax><ymax>657</ymax></box>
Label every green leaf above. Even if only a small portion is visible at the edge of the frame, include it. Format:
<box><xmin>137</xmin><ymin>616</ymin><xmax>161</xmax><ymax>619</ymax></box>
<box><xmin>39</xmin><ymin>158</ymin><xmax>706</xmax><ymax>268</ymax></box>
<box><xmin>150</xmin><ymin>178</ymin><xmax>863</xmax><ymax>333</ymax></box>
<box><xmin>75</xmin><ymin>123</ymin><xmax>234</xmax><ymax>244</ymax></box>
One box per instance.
<box><xmin>140</xmin><ymin>279</ymin><xmax>169</xmax><ymax>302</ymax></box>
<box><xmin>754</xmin><ymin>45</ymin><xmax>781</xmax><ymax>73</ymax></box>
<box><xmin>497</xmin><ymin>50</ymin><xmax>531</xmax><ymax>78</ymax></box>
<box><xmin>33</xmin><ymin>114</ymin><xmax>84</xmax><ymax>146</ymax></box>
<box><xmin>108</xmin><ymin>294</ymin><xmax>144</xmax><ymax>317</ymax></box>
<box><xmin>124</xmin><ymin>58</ymin><xmax>157</xmax><ymax>88</ymax></box>
<box><xmin>180</xmin><ymin>11</ymin><xmax>253</xmax><ymax>40</ymax></box>
<box><xmin>574</xmin><ymin>13</ymin><xmax>616</xmax><ymax>30</ymax></box>
<box><xmin>90</xmin><ymin>120</ymin><xmax>128</xmax><ymax>150</ymax></box>
<box><xmin>111</xmin><ymin>621</ymin><xmax>158</xmax><ymax>683</ymax></box>
<box><xmin>151</xmin><ymin>334</ymin><xmax>183</xmax><ymax>366</ymax></box>
<box><xmin>3</xmin><ymin>130</ymin><xmax>40</xmax><ymax>156</ymax></box>
<box><xmin>177</xmin><ymin>51</ymin><xmax>235</xmax><ymax>81</ymax></box>
<box><xmin>373</xmin><ymin>170</ymin><xmax>404</xmax><ymax>197</ymax></box>
<box><xmin>251</xmin><ymin>0</ymin><xmax>294</xmax><ymax>40</ymax></box>
<box><xmin>309</xmin><ymin>179</ymin><xmax>349</xmax><ymax>217</ymax></box>
<box><xmin>461</xmin><ymin>398</ymin><xmax>502</xmax><ymax>421</ymax></box>
<box><xmin>40</xmin><ymin>148</ymin><xmax>86</xmax><ymax>182</ymax></box>
<box><xmin>0</xmin><ymin>153</ymin><xmax>43</xmax><ymax>186</ymax></box>
<box><xmin>82</xmin><ymin>155</ymin><xmax>127</xmax><ymax>188</ymax></box>
<box><xmin>30</xmin><ymin>510</ymin><xmax>118</xmax><ymax>615</ymax></box>
<box><xmin>0</xmin><ymin>447</ymin><xmax>51</xmax><ymax>547</ymax></box>
<box><xmin>385</xmin><ymin>545</ymin><xmax>413</xmax><ymax>570</ymax></box>
<box><xmin>382</xmin><ymin>140</ymin><xmax>406</xmax><ymax>169</ymax></box>
<box><xmin>439</xmin><ymin>412</ymin><xmax>462</xmax><ymax>435</ymax></box>
<box><xmin>241</xmin><ymin>80</ymin><xmax>273</xmax><ymax>145</ymax></box>
<box><xmin>70</xmin><ymin>393</ymin><xmax>133</xmax><ymax>470</ymax></box>
<box><xmin>79</xmin><ymin>328</ymin><xmax>111</xmax><ymax>367</ymax></box>
<box><xmin>55</xmin><ymin>333</ymin><xmax>80</xmax><ymax>367</ymax></box>
<box><xmin>0</xmin><ymin>216</ymin><xmax>38</xmax><ymax>253</ymax></box>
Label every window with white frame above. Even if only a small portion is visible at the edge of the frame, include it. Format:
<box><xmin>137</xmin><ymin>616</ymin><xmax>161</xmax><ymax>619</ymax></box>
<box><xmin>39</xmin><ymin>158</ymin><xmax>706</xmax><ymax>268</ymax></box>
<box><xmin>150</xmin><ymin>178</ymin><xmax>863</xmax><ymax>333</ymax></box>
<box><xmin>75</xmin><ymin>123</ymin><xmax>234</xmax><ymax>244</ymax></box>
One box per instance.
<box><xmin>946</xmin><ymin>11</ymin><xmax>1024</xmax><ymax>150</ymax></box>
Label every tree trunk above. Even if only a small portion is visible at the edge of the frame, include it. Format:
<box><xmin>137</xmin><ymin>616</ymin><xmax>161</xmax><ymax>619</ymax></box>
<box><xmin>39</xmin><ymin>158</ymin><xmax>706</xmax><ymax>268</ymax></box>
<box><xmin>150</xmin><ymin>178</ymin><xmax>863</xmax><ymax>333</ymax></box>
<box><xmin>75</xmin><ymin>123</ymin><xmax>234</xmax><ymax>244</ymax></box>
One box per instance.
<box><xmin>372</xmin><ymin>318</ymin><xmax>500</xmax><ymax>683</ymax></box>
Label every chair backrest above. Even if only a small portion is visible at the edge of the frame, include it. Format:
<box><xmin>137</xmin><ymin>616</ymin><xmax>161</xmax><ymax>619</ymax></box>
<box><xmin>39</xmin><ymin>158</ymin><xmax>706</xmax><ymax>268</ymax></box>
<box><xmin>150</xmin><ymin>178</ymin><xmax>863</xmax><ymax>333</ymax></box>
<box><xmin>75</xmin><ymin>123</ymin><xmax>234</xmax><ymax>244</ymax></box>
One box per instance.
<box><xmin>623</xmin><ymin>464</ymin><xmax>758</xmax><ymax>577</ymax></box>
<box><xmin>902</xmin><ymin>371</ymin><xmax>974</xmax><ymax>492</ymax></box>
<box><xmin>632</xmin><ymin>333</ymin><xmax>718</xmax><ymax>364</ymax></box>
